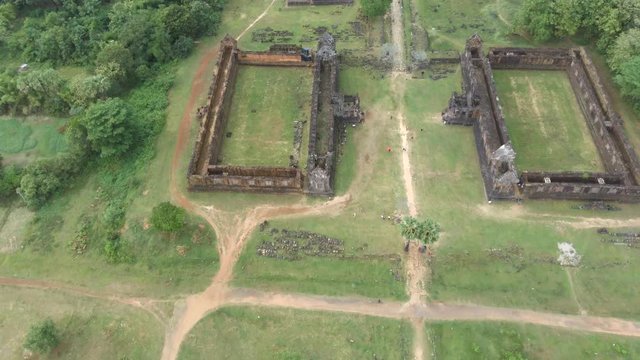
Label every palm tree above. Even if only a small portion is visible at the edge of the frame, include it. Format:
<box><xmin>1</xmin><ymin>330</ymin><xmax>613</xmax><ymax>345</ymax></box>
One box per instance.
<box><xmin>400</xmin><ymin>216</ymin><xmax>441</xmax><ymax>253</ymax></box>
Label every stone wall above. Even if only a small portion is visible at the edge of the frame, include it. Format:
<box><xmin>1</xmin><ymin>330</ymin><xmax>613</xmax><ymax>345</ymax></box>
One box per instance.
<box><xmin>442</xmin><ymin>34</ymin><xmax>640</xmax><ymax>202</ymax></box>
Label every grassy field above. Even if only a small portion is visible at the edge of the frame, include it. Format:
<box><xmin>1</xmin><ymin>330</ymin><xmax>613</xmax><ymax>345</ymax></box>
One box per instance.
<box><xmin>179</xmin><ymin>307</ymin><xmax>412</xmax><ymax>360</ymax></box>
<box><xmin>221</xmin><ymin>66</ymin><xmax>313</xmax><ymax>167</ymax></box>
<box><xmin>0</xmin><ymin>287</ymin><xmax>163</xmax><ymax>360</ymax></box>
<box><xmin>0</xmin><ymin>117</ymin><xmax>67</xmax><ymax>165</ymax></box>
<box><xmin>494</xmin><ymin>70</ymin><xmax>603</xmax><ymax>172</ymax></box>
<box><xmin>429</xmin><ymin>321</ymin><xmax>640</xmax><ymax>359</ymax></box>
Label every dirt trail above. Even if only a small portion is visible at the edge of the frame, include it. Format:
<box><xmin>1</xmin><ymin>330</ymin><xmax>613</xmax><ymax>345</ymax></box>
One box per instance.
<box><xmin>565</xmin><ymin>268</ymin><xmax>588</xmax><ymax>315</ymax></box>
<box><xmin>0</xmin><ymin>277</ymin><xmax>168</xmax><ymax>324</ymax></box>
<box><xmin>237</xmin><ymin>0</ymin><xmax>279</xmax><ymax>41</ymax></box>
<box><xmin>389</xmin><ymin>0</ymin><xmax>428</xmax><ymax>358</ymax></box>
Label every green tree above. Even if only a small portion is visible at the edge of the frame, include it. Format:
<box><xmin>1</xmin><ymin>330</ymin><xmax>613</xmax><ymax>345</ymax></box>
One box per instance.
<box><xmin>151</xmin><ymin>201</ymin><xmax>186</xmax><ymax>233</ymax></box>
<box><xmin>19</xmin><ymin>152</ymin><xmax>83</xmax><ymax>208</ymax></box>
<box><xmin>361</xmin><ymin>0</ymin><xmax>392</xmax><ymax>18</ymax></box>
<box><xmin>24</xmin><ymin>318</ymin><xmax>59</xmax><ymax>354</ymax></box>
<box><xmin>616</xmin><ymin>56</ymin><xmax>640</xmax><ymax>110</ymax></box>
<box><xmin>95</xmin><ymin>41</ymin><xmax>134</xmax><ymax>85</ymax></box>
<box><xmin>0</xmin><ymin>3</ymin><xmax>16</xmax><ymax>44</ymax></box>
<box><xmin>0</xmin><ymin>160</ymin><xmax>22</xmax><ymax>199</ymax></box>
<box><xmin>15</xmin><ymin>68</ymin><xmax>69</xmax><ymax>115</ymax></box>
<box><xmin>608</xmin><ymin>28</ymin><xmax>640</xmax><ymax>72</ymax></box>
<box><xmin>80</xmin><ymin>98</ymin><xmax>134</xmax><ymax>158</ymax></box>
<box><xmin>69</xmin><ymin>74</ymin><xmax>111</xmax><ymax>109</ymax></box>
<box><xmin>400</xmin><ymin>216</ymin><xmax>441</xmax><ymax>252</ymax></box>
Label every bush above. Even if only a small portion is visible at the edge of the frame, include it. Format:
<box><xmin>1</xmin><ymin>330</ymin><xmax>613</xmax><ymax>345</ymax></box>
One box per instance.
<box><xmin>151</xmin><ymin>202</ymin><xmax>186</xmax><ymax>233</ymax></box>
<box><xmin>361</xmin><ymin>0</ymin><xmax>392</xmax><ymax>18</ymax></box>
<box><xmin>19</xmin><ymin>152</ymin><xmax>84</xmax><ymax>208</ymax></box>
<box><xmin>24</xmin><ymin>318</ymin><xmax>59</xmax><ymax>354</ymax></box>
<box><xmin>0</xmin><ymin>157</ymin><xmax>22</xmax><ymax>199</ymax></box>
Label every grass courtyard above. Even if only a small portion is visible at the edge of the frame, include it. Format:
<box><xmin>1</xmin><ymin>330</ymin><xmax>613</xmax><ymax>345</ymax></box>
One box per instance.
<box><xmin>179</xmin><ymin>307</ymin><xmax>412</xmax><ymax>360</ymax></box>
<box><xmin>220</xmin><ymin>66</ymin><xmax>313</xmax><ymax>167</ymax></box>
<box><xmin>494</xmin><ymin>70</ymin><xmax>603</xmax><ymax>172</ymax></box>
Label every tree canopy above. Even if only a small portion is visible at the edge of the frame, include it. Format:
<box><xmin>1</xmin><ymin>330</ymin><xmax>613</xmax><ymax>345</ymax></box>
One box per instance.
<box><xmin>361</xmin><ymin>0</ymin><xmax>392</xmax><ymax>18</ymax></box>
<box><xmin>80</xmin><ymin>98</ymin><xmax>134</xmax><ymax>158</ymax></box>
<box><xmin>400</xmin><ymin>217</ymin><xmax>441</xmax><ymax>247</ymax></box>
<box><xmin>24</xmin><ymin>318</ymin><xmax>59</xmax><ymax>354</ymax></box>
<box><xmin>151</xmin><ymin>201</ymin><xmax>186</xmax><ymax>233</ymax></box>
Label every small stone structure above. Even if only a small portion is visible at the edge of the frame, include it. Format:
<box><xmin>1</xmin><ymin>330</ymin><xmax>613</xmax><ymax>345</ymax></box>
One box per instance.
<box><xmin>187</xmin><ymin>33</ymin><xmax>362</xmax><ymax>195</ymax></box>
<box><xmin>443</xmin><ymin>34</ymin><xmax>640</xmax><ymax>202</ymax></box>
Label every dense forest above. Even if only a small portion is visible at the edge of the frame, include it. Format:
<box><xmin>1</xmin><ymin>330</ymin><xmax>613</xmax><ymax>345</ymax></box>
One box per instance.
<box><xmin>516</xmin><ymin>0</ymin><xmax>640</xmax><ymax>111</ymax></box>
<box><xmin>0</xmin><ymin>0</ymin><xmax>225</xmax><ymax>262</ymax></box>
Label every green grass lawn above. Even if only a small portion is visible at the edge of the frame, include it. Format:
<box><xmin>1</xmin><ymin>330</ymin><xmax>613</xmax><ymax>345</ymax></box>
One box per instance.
<box><xmin>0</xmin><ymin>117</ymin><xmax>67</xmax><ymax>165</ymax></box>
<box><xmin>0</xmin><ymin>287</ymin><xmax>162</xmax><ymax>360</ymax></box>
<box><xmin>494</xmin><ymin>70</ymin><xmax>603</xmax><ymax>172</ymax></box>
<box><xmin>429</xmin><ymin>321</ymin><xmax>640</xmax><ymax>359</ymax></box>
<box><xmin>220</xmin><ymin>66</ymin><xmax>313</xmax><ymax>167</ymax></box>
<box><xmin>179</xmin><ymin>307</ymin><xmax>412</xmax><ymax>360</ymax></box>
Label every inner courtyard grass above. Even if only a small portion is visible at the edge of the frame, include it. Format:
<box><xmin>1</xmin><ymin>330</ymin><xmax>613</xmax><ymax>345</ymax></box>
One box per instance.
<box><xmin>179</xmin><ymin>307</ymin><xmax>412</xmax><ymax>360</ymax></box>
<box><xmin>494</xmin><ymin>70</ymin><xmax>603</xmax><ymax>172</ymax></box>
<box><xmin>220</xmin><ymin>66</ymin><xmax>313</xmax><ymax>167</ymax></box>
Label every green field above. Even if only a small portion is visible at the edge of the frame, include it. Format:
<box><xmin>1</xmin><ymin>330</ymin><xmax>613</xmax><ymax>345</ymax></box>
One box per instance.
<box><xmin>0</xmin><ymin>117</ymin><xmax>67</xmax><ymax>164</ymax></box>
<box><xmin>220</xmin><ymin>66</ymin><xmax>313</xmax><ymax>167</ymax></box>
<box><xmin>494</xmin><ymin>70</ymin><xmax>603</xmax><ymax>172</ymax></box>
<box><xmin>0</xmin><ymin>287</ymin><xmax>163</xmax><ymax>360</ymax></box>
<box><xmin>429</xmin><ymin>322</ymin><xmax>640</xmax><ymax>359</ymax></box>
<box><xmin>179</xmin><ymin>307</ymin><xmax>412</xmax><ymax>360</ymax></box>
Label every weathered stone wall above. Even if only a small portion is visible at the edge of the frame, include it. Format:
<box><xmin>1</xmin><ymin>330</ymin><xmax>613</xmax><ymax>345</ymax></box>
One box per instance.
<box><xmin>523</xmin><ymin>183</ymin><xmax>640</xmax><ymax>202</ymax></box>
<box><xmin>188</xmin><ymin>36</ymin><xmax>239</xmax><ymax>177</ymax></box>
<box><xmin>189</xmin><ymin>166</ymin><xmax>303</xmax><ymax>193</ymax></box>
<box><xmin>488</xmin><ymin>48</ymin><xmax>573</xmax><ymax>70</ymax></box>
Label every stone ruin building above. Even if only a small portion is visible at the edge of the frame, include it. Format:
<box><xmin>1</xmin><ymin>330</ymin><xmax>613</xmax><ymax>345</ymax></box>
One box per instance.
<box><xmin>442</xmin><ymin>34</ymin><xmax>640</xmax><ymax>202</ymax></box>
<box><xmin>187</xmin><ymin>33</ymin><xmax>362</xmax><ymax>196</ymax></box>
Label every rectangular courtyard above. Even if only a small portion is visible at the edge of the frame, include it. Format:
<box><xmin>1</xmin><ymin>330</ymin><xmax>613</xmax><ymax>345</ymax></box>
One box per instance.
<box><xmin>219</xmin><ymin>66</ymin><xmax>313</xmax><ymax>167</ymax></box>
<box><xmin>493</xmin><ymin>70</ymin><xmax>603</xmax><ymax>172</ymax></box>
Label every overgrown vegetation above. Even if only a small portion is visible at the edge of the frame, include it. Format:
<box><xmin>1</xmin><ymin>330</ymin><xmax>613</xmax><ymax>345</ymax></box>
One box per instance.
<box><xmin>0</xmin><ymin>0</ymin><xmax>225</xmax><ymax>264</ymax></box>
<box><xmin>515</xmin><ymin>0</ymin><xmax>640</xmax><ymax>110</ymax></box>
<box><xmin>360</xmin><ymin>0</ymin><xmax>392</xmax><ymax>18</ymax></box>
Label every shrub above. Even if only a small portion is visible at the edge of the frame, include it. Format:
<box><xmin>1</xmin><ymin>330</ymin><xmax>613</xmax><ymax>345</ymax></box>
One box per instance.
<box><xmin>24</xmin><ymin>318</ymin><xmax>59</xmax><ymax>354</ymax></box>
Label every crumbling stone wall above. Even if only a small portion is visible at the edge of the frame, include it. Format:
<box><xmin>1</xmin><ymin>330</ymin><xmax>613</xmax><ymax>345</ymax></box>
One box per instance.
<box><xmin>237</xmin><ymin>44</ymin><xmax>312</xmax><ymax>66</ymax></box>
<box><xmin>442</xmin><ymin>34</ymin><xmax>640</xmax><ymax>202</ymax></box>
<box><xmin>305</xmin><ymin>33</ymin><xmax>363</xmax><ymax>196</ymax></box>
<box><xmin>442</xmin><ymin>34</ymin><xmax>518</xmax><ymax>200</ymax></box>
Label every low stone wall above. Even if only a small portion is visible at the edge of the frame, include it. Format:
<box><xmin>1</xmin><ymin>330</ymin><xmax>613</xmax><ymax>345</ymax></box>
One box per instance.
<box><xmin>488</xmin><ymin>47</ymin><xmax>573</xmax><ymax>70</ymax></box>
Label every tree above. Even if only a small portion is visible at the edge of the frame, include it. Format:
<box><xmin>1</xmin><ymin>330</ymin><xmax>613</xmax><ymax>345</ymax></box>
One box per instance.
<box><xmin>80</xmin><ymin>98</ymin><xmax>134</xmax><ymax>158</ymax></box>
<box><xmin>151</xmin><ymin>202</ymin><xmax>186</xmax><ymax>233</ymax></box>
<box><xmin>0</xmin><ymin>160</ymin><xmax>22</xmax><ymax>199</ymax></box>
<box><xmin>608</xmin><ymin>29</ymin><xmax>640</xmax><ymax>72</ymax></box>
<box><xmin>24</xmin><ymin>318</ymin><xmax>59</xmax><ymax>354</ymax></box>
<box><xmin>19</xmin><ymin>152</ymin><xmax>83</xmax><ymax>208</ymax></box>
<box><xmin>616</xmin><ymin>56</ymin><xmax>640</xmax><ymax>110</ymax></box>
<box><xmin>69</xmin><ymin>74</ymin><xmax>111</xmax><ymax>109</ymax></box>
<box><xmin>361</xmin><ymin>0</ymin><xmax>392</xmax><ymax>18</ymax></box>
<box><xmin>95</xmin><ymin>41</ymin><xmax>133</xmax><ymax>85</ymax></box>
<box><xmin>400</xmin><ymin>217</ymin><xmax>441</xmax><ymax>252</ymax></box>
